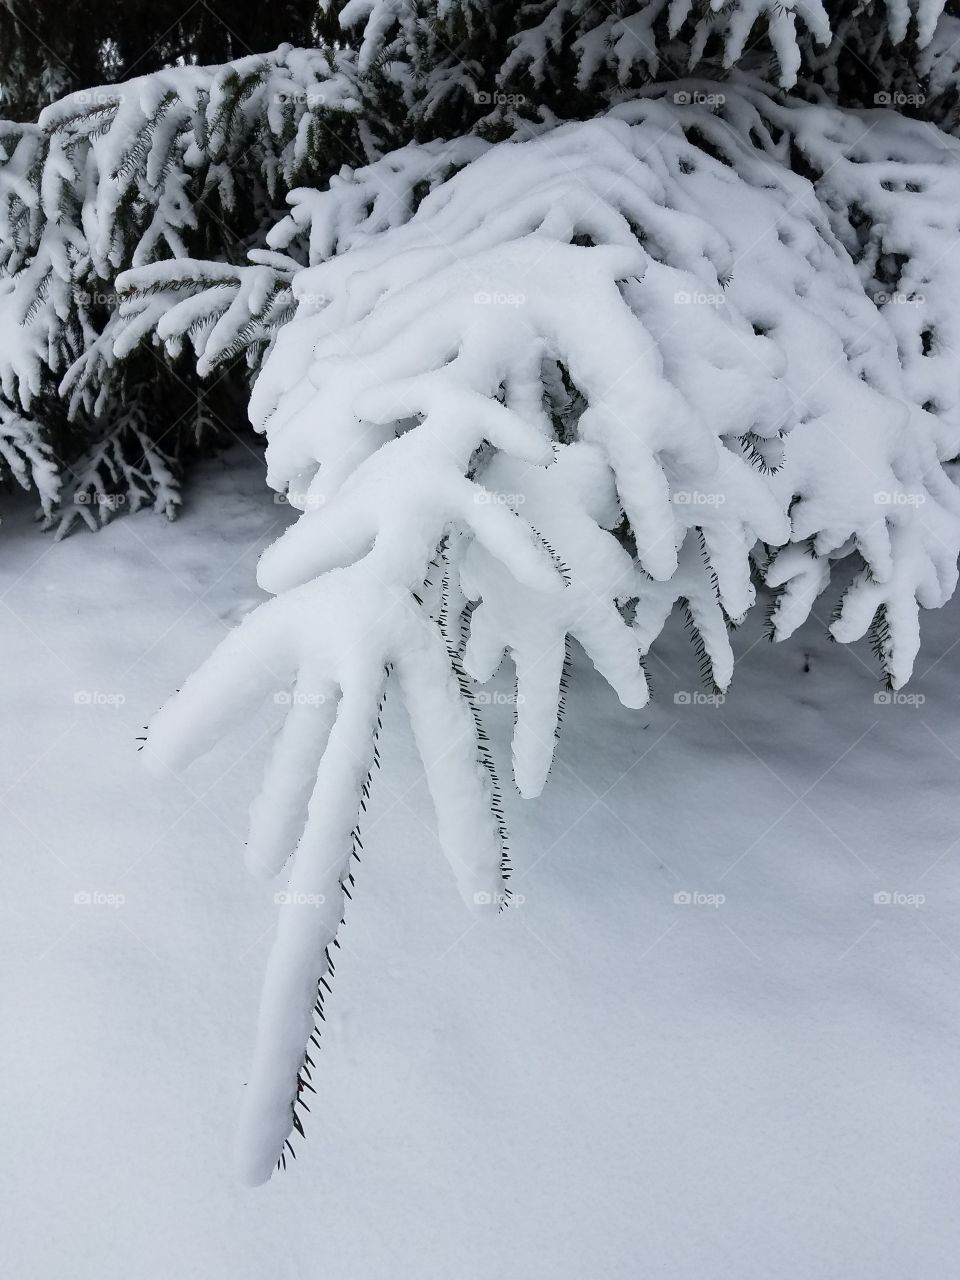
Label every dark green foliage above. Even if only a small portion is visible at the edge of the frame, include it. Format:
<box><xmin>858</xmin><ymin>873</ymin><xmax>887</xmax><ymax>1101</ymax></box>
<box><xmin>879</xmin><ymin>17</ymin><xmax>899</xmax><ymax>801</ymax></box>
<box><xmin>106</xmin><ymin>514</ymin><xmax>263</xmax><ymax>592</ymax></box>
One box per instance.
<box><xmin>0</xmin><ymin>0</ymin><xmax>324</xmax><ymax>120</ymax></box>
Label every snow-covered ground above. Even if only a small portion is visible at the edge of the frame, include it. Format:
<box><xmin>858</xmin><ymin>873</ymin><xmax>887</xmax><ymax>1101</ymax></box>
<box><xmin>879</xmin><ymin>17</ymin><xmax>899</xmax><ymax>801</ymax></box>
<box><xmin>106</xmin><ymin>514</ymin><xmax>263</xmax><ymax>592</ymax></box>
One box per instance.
<box><xmin>2</xmin><ymin>446</ymin><xmax>958</xmax><ymax>1279</ymax></box>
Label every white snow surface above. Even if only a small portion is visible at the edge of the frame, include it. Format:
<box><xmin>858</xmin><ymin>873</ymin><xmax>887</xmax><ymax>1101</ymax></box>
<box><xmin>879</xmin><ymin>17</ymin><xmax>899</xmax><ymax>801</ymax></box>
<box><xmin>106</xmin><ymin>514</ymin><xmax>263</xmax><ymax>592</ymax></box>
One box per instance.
<box><xmin>3</xmin><ymin>448</ymin><xmax>960</xmax><ymax>1275</ymax></box>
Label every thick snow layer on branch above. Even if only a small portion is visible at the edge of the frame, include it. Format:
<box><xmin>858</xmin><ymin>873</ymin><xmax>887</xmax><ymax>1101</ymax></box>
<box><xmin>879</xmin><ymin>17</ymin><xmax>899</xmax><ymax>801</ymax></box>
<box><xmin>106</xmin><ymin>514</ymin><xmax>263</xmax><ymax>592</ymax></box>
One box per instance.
<box><xmin>336</xmin><ymin>0</ymin><xmax>948</xmax><ymax>94</ymax></box>
<box><xmin>0</xmin><ymin>46</ymin><xmax>361</xmax><ymax>415</ymax></box>
<box><xmin>145</xmin><ymin>567</ymin><xmax>513</xmax><ymax>1183</ymax></box>
<box><xmin>244</xmin><ymin>90</ymin><xmax>958</xmax><ymax>689</ymax></box>
<box><xmin>140</xmin><ymin>80</ymin><xmax>960</xmax><ymax>1178</ymax></box>
<box><xmin>0</xmin><ymin>400</ymin><xmax>59</xmax><ymax>518</ymax></box>
<box><xmin>462</xmin><ymin>444</ymin><xmax>650</xmax><ymax>797</ymax></box>
<box><xmin>0</xmin><ymin>43</ymin><xmax>370</xmax><ymax>525</ymax></box>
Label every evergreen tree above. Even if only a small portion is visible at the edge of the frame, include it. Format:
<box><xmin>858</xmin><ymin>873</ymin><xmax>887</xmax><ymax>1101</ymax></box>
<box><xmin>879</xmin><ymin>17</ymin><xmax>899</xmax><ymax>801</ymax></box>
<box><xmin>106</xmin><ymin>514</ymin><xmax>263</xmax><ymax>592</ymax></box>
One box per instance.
<box><xmin>0</xmin><ymin>45</ymin><xmax>368</xmax><ymax>530</ymax></box>
<box><xmin>4</xmin><ymin>0</ymin><xmax>960</xmax><ymax>1181</ymax></box>
<box><xmin>0</xmin><ymin>0</ymin><xmax>324</xmax><ymax>119</ymax></box>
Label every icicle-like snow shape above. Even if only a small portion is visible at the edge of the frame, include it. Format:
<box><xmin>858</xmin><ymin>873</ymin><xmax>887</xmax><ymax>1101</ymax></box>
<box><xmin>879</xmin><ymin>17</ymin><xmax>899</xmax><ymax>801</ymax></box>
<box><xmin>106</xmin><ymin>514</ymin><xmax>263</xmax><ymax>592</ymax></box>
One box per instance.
<box><xmin>235</xmin><ymin>667</ymin><xmax>384</xmax><ymax>1185</ymax></box>
<box><xmin>245</xmin><ymin>679</ymin><xmax>340</xmax><ymax>878</ymax></box>
<box><xmin>143</xmin><ymin>554</ymin><xmax>519</xmax><ymax>1181</ymax></box>
<box><xmin>462</xmin><ymin>445</ymin><xmax>649</xmax><ymax>798</ymax></box>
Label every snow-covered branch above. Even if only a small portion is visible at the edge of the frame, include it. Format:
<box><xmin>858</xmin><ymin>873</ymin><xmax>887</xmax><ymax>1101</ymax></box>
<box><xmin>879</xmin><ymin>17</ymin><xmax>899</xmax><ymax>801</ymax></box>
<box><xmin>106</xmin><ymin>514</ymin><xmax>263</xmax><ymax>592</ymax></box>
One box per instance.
<box><xmin>142</xmin><ymin>80</ymin><xmax>960</xmax><ymax>1178</ymax></box>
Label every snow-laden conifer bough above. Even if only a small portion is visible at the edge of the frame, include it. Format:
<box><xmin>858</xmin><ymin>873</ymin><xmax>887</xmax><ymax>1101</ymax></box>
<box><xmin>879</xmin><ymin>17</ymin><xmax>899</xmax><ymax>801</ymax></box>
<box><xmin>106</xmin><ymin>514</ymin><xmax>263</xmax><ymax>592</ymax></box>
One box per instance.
<box><xmin>128</xmin><ymin>70</ymin><xmax>960</xmax><ymax>1182</ymax></box>
<box><xmin>3</xmin><ymin>1</ymin><xmax>960</xmax><ymax>525</ymax></box>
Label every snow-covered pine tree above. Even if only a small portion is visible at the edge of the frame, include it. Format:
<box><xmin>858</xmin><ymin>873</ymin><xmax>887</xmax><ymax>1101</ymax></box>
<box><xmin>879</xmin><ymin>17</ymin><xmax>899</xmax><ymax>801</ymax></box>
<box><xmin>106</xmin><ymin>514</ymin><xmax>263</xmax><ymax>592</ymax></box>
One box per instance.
<box><xmin>0</xmin><ymin>45</ymin><xmax>369</xmax><ymax>529</ymax></box>
<box><xmin>6</xmin><ymin>0</ymin><xmax>960</xmax><ymax>1182</ymax></box>
<box><xmin>0</xmin><ymin>0</ymin><xmax>327</xmax><ymax>121</ymax></box>
<box><xmin>326</xmin><ymin>0</ymin><xmax>957</xmax><ymax>119</ymax></box>
<box><xmin>3</xmin><ymin>2</ymin><xmax>958</xmax><ymax>527</ymax></box>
